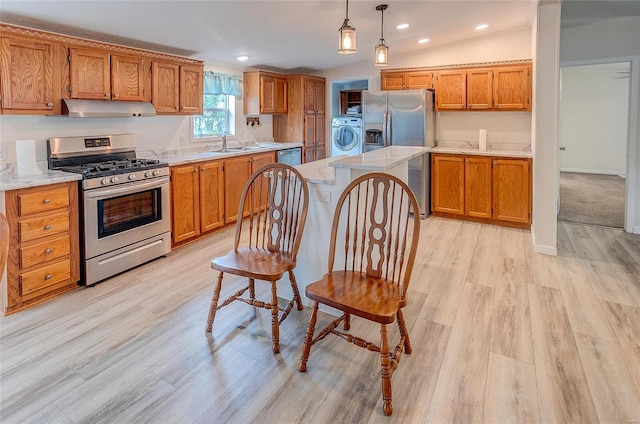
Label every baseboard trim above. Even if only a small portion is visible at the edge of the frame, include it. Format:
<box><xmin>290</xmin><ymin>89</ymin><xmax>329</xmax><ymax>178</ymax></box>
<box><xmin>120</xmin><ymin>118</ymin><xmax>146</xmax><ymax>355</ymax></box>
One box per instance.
<box><xmin>533</xmin><ymin>244</ymin><xmax>557</xmax><ymax>256</ymax></box>
<box><xmin>634</xmin><ymin>226</ymin><xmax>640</xmax><ymax>234</ymax></box>
<box><xmin>560</xmin><ymin>168</ymin><xmax>626</xmax><ymax>177</ymax></box>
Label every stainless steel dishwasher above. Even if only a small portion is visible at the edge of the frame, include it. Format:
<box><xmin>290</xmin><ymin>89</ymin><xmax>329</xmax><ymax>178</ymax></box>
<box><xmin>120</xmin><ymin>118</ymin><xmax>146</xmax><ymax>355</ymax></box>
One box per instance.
<box><xmin>276</xmin><ymin>147</ymin><xmax>302</xmax><ymax>166</ymax></box>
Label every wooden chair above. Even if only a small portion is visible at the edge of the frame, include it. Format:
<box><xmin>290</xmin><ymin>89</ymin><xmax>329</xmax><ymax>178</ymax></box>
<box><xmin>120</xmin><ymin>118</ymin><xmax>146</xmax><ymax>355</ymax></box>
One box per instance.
<box><xmin>0</xmin><ymin>213</ymin><xmax>8</xmax><ymax>281</ymax></box>
<box><xmin>206</xmin><ymin>163</ymin><xmax>309</xmax><ymax>353</ymax></box>
<box><xmin>298</xmin><ymin>172</ymin><xmax>421</xmax><ymax>416</ymax></box>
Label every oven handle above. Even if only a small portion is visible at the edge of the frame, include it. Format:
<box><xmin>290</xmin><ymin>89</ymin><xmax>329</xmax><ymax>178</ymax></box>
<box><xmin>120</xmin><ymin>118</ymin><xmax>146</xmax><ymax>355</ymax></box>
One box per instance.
<box><xmin>84</xmin><ymin>177</ymin><xmax>169</xmax><ymax>200</ymax></box>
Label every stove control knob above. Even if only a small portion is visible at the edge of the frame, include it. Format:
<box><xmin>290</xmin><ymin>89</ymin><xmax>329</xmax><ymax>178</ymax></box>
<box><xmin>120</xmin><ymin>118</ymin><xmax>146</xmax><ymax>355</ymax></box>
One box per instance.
<box><xmin>129</xmin><ymin>174</ymin><xmax>137</xmax><ymax>180</ymax></box>
<box><xmin>110</xmin><ymin>176</ymin><xmax>119</xmax><ymax>183</ymax></box>
<box><xmin>152</xmin><ymin>170</ymin><xmax>160</xmax><ymax>176</ymax></box>
<box><xmin>144</xmin><ymin>170</ymin><xmax>152</xmax><ymax>177</ymax></box>
<box><xmin>101</xmin><ymin>178</ymin><xmax>109</xmax><ymax>185</ymax></box>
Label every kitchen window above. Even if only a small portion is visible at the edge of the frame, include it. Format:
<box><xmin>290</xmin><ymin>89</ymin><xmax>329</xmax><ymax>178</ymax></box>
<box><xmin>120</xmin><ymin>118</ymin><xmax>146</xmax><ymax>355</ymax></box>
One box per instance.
<box><xmin>192</xmin><ymin>71</ymin><xmax>242</xmax><ymax>141</ymax></box>
<box><xmin>193</xmin><ymin>94</ymin><xmax>236</xmax><ymax>138</ymax></box>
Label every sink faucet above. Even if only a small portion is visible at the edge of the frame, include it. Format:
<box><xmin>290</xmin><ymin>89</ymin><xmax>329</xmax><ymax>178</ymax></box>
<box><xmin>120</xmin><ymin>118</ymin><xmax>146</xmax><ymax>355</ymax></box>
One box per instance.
<box><xmin>221</xmin><ymin>133</ymin><xmax>228</xmax><ymax>152</ymax></box>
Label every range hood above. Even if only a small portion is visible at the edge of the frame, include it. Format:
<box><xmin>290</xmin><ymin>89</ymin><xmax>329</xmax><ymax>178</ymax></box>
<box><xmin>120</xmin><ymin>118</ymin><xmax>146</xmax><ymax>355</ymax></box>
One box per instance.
<box><xmin>62</xmin><ymin>99</ymin><xmax>156</xmax><ymax>118</ymax></box>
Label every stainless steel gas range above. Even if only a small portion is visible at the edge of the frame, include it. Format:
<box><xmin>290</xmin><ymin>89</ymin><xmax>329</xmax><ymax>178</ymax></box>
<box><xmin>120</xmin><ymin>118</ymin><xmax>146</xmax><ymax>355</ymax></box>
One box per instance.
<box><xmin>48</xmin><ymin>134</ymin><xmax>171</xmax><ymax>286</ymax></box>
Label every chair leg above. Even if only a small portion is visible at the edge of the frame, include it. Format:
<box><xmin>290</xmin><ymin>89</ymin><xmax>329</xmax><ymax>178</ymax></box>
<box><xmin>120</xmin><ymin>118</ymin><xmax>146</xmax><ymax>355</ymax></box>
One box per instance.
<box><xmin>344</xmin><ymin>313</ymin><xmax>351</xmax><ymax>330</ymax></box>
<box><xmin>206</xmin><ymin>272</ymin><xmax>224</xmax><ymax>332</ymax></box>
<box><xmin>380</xmin><ymin>323</ymin><xmax>393</xmax><ymax>416</ymax></box>
<box><xmin>397</xmin><ymin>309</ymin><xmax>412</xmax><ymax>354</ymax></box>
<box><xmin>299</xmin><ymin>301</ymin><xmax>319</xmax><ymax>372</ymax></box>
<box><xmin>270</xmin><ymin>280</ymin><xmax>280</xmax><ymax>353</ymax></box>
<box><xmin>288</xmin><ymin>270</ymin><xmax>304</xmax><ymax>311</ymax></box>
<box><xmin>248</xmin><ymin>278</ymin><xmax>255</xmax><ymax>300</ymax></box>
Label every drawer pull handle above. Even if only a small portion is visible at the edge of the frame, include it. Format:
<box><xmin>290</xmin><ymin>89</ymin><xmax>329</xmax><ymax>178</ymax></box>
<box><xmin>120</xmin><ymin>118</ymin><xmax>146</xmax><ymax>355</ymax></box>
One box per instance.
<box><xmin>45</xmin><ymin>248</ymin><xmax>52</xmax><ymax>254</ymax></box>
<box><xmin>44</xmin><ymin>225</ymin><xmax>52</xmax><ymax>230</ymax></box>
<box><xmin>43</xmin><ymin>199</ymin><xmax>51</xmax><ymax>204</ymax></box>
<box><xmin>44</xmin><ymin>274</ymin><xmax>52</xmax><ymax>280</ymax></box>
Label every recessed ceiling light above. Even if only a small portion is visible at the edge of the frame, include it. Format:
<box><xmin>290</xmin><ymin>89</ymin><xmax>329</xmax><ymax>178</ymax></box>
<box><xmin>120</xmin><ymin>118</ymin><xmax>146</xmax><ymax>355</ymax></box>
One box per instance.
<box><xmin>396</xmin><ymin>23</ymin><xmax>409</xmax><ymax>30</ymax></box>
<box><xmin>418</xmin><ymin>38</ymin><xmax>429</xmax><ymax>44</ymax></box>
<box><xmin>236</xmin><ymin>55</ymin><xmax>249</xmax><ymax>61</ymax></box>
<box><xmin>475</xmin><ymin>24</ymin><xmax>489</xmax><ymax>30</ymax></box>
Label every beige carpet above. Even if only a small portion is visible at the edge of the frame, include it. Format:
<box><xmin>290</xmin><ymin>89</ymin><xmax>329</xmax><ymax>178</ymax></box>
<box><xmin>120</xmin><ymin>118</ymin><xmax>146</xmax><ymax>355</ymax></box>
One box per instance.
<box><xmin>558</xmin><ymin>172</ymin><xmax>625</xmax><ymax>228</ymax></box>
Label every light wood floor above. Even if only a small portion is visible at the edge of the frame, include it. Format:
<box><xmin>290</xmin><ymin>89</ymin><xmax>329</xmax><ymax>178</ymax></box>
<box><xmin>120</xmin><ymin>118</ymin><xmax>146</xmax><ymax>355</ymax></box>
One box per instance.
<box><xmin>1</xmin><ymin>218</ymin><xmax>639</xmax><ymax>423</ymax></box>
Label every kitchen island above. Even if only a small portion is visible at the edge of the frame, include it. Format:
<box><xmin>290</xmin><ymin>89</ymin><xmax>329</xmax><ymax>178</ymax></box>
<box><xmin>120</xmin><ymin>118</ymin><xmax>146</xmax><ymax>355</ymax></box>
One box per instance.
<box><xmin>277</xmin><ymin>146</ymin><xmax>429</xmax><ymax>309</ymax></box>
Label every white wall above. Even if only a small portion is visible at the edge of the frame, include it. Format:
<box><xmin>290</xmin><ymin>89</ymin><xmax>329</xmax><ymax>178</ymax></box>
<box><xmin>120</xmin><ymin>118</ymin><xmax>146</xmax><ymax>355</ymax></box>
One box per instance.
<box><xmin>559</xmin><ymin>16</ymin><xmax>640</xmax><ymax>233</ymax></box>
<box><xmin>559</xmin><ymin>65</ymin><xmax>630</xmax><ymax>175</ymax></box>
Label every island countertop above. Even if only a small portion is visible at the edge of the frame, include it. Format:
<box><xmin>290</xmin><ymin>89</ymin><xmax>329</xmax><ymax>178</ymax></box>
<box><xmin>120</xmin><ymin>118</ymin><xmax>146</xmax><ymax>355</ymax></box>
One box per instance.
<box><xmin>329</xmin><ymin>146</ymin><xmax>430</xmax><ymax>171</ymax></box>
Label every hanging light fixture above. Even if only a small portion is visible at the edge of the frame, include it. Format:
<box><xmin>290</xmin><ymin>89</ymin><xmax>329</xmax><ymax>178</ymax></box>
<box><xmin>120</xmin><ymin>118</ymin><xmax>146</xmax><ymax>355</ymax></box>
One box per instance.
<box><xmin>375</xmin><ymin>4</ymin><xmax>389</xmax><ymax>66</ymax></box>
<box><xmin>338</xmin><ymin>0</ymin><xmax>356</xmax><ymax>54</ymax></box>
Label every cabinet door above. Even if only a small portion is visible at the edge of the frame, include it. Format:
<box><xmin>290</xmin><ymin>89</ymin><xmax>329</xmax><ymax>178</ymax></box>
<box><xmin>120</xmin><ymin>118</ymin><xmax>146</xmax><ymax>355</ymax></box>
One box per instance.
<box><xmin>406</xmin><ymin>71</ymin><xmax>433</xmax><ymax>89</ymax></box>
<box><xmin>171</xmin><ymin>164</ymin><xmax>200</xmax><ymax>244</ymax></box>
<box><xmin>493</xmin><ymin>66</ymin><xmax>531</xmax><ymax>111</ymax></box>
<box><xmin>111</xmin><ymin>54</ymin><xmax>147</xmax><ymax>101</ymax></box>
<box><xmin>260</xmin><ymin>76</ymin><xmax>276</xmax><ymax>113</ymax></box>
<box><xmin>315</xmin><ymin>114</ymin><xmax>325</xmax><ymax>148</ymax></box>
<box><xmin>381</xmin><ymin>72</ymin><xmax>405</xmax><ymax>90</ymax></box>
<box><xmin>199</xmin><ymin>161</ymin><xmax>224</xmax><ymax>233</ymax></box>
<box><xmin>152</xmin><ymin>61</ymin><xmax>180</xmax><ymax>113</ymax></box>
<box><xmin>434</xmin><ymin>70</ymin><xmax>467</xmax><ymax>110</ymax></box>
<box><xmin>464</xmin><ymin>157</ymin><xmax>492</xmax><ymax>218</ymax></box>
<box><xmin>303</xmin><ymin>113</ymin><xmax>318</xmax><ymax>147</ymax></box>
<box><xmin>179</xmin><ymin>64</ymin><xmax>203</xmax><ymax>114</ymax></box>
<box><xmin>314</xmin><ymin>80</ymin><xmax>325</xmax><ymax>114</ymax></box>
<box><xmin>251</xmin><ymin>152</ymin><xmax>275</xmax><ymax>210</ymax></box>
<box><xmin>275</xmin><ymin>77</ymin><xmax>288</xmax><ymax>113</ymax></box>
<box><xmin>431</xmin><ymin>154</ymin><xmax>465</xmax><ymax>215</ymax></box>
<box><xmin>69</xmin><ymin>48</ymin><xmax>111</xmax><ymax>100</ymax></box>
<box><xmin>1</xmin><ymin>36</ymin><xmax>54</xmax><ymax>111</ymax></box>
<box><xmin>492</xmin><ymin>158</ymin><xmax>531</xmax><ymax>224</ymax></box>
<box><xmin>303</xmin><ymin>145</ymin><xmax>325</xmax><ymax>163</ymax></box>
<box><xmin>304</xmin><ymin>79</ymin><xmax>317</xmax><ymax>113</ymax></box>
<box><xmin>224</xmin><ymin>156</ymin><xmax>252</xmax><ymax>224</ymax></box>
<box><xmin>467</xmin><ymin>68</ymin><xmax>493</xmax><ymax>110</ymax></box>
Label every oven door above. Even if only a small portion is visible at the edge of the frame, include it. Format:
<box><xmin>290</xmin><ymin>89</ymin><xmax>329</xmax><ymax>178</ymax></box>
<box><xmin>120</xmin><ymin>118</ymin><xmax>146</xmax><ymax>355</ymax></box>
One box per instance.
<box><xmin>83</xmin><ymin>176</ymin><xmax>170</xmax><ymax>259</ymax></box>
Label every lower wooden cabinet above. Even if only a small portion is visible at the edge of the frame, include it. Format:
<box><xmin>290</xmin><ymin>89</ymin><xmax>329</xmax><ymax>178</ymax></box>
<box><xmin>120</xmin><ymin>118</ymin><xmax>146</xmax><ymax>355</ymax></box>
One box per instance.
<box><xmin>170</xmin><ymin>152</ymin><xmax>274</xmax><ymax>247</ymax></box>
<box><xmin>432</xmin><ymin>153</ymin><xmax>531</xmax><ymax>227</ymax></box>
<box><xmin>4</xmin><ymin>182</ymin><xmax>80</xmax><ymax>315</ymax></box>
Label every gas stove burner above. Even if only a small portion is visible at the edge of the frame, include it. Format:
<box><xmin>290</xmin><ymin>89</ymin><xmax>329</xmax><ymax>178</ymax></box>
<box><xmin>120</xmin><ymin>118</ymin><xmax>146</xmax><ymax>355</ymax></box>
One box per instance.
<box><xmin>59</xmin><ymin>158</ymin><xmax>168</xmax><ymax>179</ymax></box>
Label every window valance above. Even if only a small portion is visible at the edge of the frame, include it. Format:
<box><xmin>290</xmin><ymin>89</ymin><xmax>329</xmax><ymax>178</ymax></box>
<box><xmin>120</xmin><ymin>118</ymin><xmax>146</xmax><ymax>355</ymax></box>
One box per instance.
<box><xmin>203</xmin><ymin>71</ymin><xmax>242</xmax><ymax>97</ymax></box>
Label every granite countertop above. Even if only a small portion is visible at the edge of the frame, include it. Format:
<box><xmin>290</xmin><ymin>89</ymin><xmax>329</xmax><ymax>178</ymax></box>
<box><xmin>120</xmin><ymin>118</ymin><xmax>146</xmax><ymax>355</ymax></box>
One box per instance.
<box><xmin>295</xmin><ymin>156</ymin><xmax>340</xmax><ymax>184</ymax></box>
<box><xmin>156</xmin><ymin>142</ymin><xmax>303</xmax><ymax>167</ymax></box>
<box><xmin>0</xmin><ymin>169</ymin><xmax>82</xmax><ymax>191</ymax></box>
<box><xmin>432</xmin><ymin>141</ymin><xmax>532</xmax><ymax>158</ymax></box>
<box><xmin>329</xmin><ymin>146</ymin><xmax>430</xmax><ymax>171</ymax></box>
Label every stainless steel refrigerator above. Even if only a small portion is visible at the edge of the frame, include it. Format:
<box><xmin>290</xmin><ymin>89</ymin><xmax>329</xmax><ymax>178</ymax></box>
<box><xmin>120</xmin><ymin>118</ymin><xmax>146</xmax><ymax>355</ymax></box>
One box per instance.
<box><xmin>362</xmin><ymin>89</ymin><xmax>435</xmax><ymax>217</ymax></box>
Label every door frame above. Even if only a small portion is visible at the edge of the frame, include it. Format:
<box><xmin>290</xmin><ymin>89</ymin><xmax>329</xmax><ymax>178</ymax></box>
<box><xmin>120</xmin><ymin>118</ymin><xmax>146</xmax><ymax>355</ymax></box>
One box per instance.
<box><xmin>559</xmin><ymin>55</ymin><xmax>639</xmax><ymax>233</ymax></box>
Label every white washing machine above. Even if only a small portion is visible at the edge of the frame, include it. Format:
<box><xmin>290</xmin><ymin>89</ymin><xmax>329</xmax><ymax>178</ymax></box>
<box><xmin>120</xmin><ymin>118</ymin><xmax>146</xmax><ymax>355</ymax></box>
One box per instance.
<box><xmin>331</xmin><ymin>116</ymin><xmax>362</xmax><ymax>157</ymax></box>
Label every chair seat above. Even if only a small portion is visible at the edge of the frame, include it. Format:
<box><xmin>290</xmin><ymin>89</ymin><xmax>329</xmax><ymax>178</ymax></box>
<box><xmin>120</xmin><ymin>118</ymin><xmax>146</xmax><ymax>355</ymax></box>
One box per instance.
<box><xmin>305</xmin><ymin>271</ymin><xmax>405</xmax><ymax>324</ymax></box>
<box><xmin>211</xmin><ymin>247</ymin><xmax>296</xmax><ymax>281</ymax></box>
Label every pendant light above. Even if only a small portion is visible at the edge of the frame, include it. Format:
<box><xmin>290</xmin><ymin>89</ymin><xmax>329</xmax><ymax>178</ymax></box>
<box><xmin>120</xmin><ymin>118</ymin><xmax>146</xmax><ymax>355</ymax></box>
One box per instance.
<box><xmin>338</xmin><ymin>0</ymin><xmax>356</xmax><ymax>54</ymax></box>
<box><xmin>374</xmin><ymin>4</ymin><xmax>389</xmax><ymax>66</ymax></box>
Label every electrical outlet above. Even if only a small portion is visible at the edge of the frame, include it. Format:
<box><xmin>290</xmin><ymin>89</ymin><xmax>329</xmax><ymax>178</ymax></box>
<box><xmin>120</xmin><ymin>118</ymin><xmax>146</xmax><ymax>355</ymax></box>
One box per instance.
<box><xmin>315</xmin><ymin>190</ymin><xmax>331</xmax><ymax>203</ymax></box>
<box><xmin>179</xmin><ymin>136</ymin><xmax>186</xmax><ymax>145</ymax></box>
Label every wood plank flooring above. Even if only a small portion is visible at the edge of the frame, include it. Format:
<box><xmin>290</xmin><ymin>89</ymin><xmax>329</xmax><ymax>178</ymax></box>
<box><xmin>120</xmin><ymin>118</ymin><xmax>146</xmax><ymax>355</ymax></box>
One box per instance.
<box><xmin>1</xmin><ymin>218</ymin><xmax>639</xmax><ymax>423</ymax></box>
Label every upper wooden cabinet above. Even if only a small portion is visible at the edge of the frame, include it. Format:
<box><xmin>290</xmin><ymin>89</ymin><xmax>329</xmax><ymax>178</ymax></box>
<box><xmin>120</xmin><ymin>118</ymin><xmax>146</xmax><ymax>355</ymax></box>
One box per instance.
<box><xmin>150</xmin><ymin>62</ymin><xmax>203</xmax><ymax>115</ymax></box>
<box><xmin>435</xmin><ymin>64</ymin><xmax>531</xmax><ymax>111</ymax></box>
<box><xmin>69</xmin><ymin>48</ymin><xmax>149</xmax><ymax>101</ymax></box>
<box><xmin>243</xmin><ymin>71</ymin><xmax>288</xmax><ymax>115</ymax></box>
<box><xmin>381</xmin><ymin>70</ymin><xmax>433</xmax><ymax>90</ymax></box>
<box><xmin>304</xmin><ymin>77</ymin><xmax>325</xmax><ymax>114</ymax></box>
<box><xmin>1</xmin><ymin>23</ymin><xmax>204</xmax><ymax>116</ymax></box>
<box><xmin>0</xmin><ymin>34</ymin><xmax>59</xmax><ymax>114</ymax></box>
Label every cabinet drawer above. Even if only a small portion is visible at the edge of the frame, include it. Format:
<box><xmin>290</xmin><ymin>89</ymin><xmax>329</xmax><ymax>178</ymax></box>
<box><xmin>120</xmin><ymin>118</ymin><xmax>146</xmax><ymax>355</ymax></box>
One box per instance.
<box><xmin>19</xmin><ymin>211</ymin><xmax>70</xmax><ymax>242</ymax></box>
<box><xmin>20</xmin><ymin>235</ymin><xmax>70</xmax><ymax>268</ymax></box>
<box><xmin>18</xmin><ymin>186</ymin><xmax>69</xmax><ymax>216</ymax></box>
<box><xmin>20</xmin><ymin>259</ymin><xmax>71</xmax><ymax>297</ymax></box>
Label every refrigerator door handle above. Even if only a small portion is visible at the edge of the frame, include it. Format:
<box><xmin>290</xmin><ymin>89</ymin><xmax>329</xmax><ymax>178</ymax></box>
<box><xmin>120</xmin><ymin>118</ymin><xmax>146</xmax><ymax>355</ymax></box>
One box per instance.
<box><xmin>385</xmin><ymin>112</ymin><xmax>391</xmax><ymax>146</ymax></box>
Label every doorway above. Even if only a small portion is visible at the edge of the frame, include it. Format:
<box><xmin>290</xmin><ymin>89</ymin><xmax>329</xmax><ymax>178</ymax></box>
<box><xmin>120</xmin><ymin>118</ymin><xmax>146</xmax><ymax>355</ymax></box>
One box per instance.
<box><xmin>558</xmin><ymin>61</ymin><xmax>631</xmax><ymax>228</ymax></box>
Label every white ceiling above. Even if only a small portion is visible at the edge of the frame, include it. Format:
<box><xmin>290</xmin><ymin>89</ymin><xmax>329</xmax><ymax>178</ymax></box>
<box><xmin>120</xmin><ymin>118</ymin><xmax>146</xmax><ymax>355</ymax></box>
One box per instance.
<box><xmin>1</xmin><ymin>1</ymin><xmax>639</xmax><ymax>73</ymax></box>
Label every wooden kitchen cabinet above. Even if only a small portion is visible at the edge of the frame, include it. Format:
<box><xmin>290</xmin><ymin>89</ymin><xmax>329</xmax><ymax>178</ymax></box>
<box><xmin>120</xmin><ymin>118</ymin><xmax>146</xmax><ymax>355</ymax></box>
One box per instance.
<box><xmin>273</xmin><ymin>74</ymin><xmax>326</xmax><ymax>163</ymax></box>
<box><xmin>224</xmin><ymin>156</ymin><xmax>252</xmax><ymax>224</ymax></box>
<box><xmin>0</xmin><ymin>34</ymin><xmax>58</xmax><ymax>113</ymax></box>
<box><xmin>432</xmin><ymin>153</ymin><xmax>531</xmax><ymax>228</ymax></box>
<box><xmin>381</xmin><ymin>70</ymin><xmax>433</xmax><ymax>90</ymax></box>
<box><xmin>493</xmin><ymin>65</ymin><xmax>531</xmax><ymax>111</ymax></box>
<box><xmin>69</xmin><ymin>48</ymin><xmax>149</xmax><ymax>102</ymax></box>
<box><xmin>170</xmin><ymin>160</ymin><xmax>224</xmax><ymax>245</ymax></box>
<box><xmin>243</xmin><ymin>70</ymin><xmax>288</xmax><ymax>115</ymax></box>
<box><xmin>4</xmin><ymin>182</ymin><xmax>80</xmax><ymax>315</ymax></box>
<box><xmin>466</xmin><ymin>68</ymin><xmax>493</xmax><ymax>110</ymax></box>
<box><xmin>151</xmin><ymin>61</ymin><xmax>203</xmax><ymax>114</ymax></box>
<box><xmin>434</xmin><ymin>70</ymin><xmax>467</xmax><ymax>110</ymax></box>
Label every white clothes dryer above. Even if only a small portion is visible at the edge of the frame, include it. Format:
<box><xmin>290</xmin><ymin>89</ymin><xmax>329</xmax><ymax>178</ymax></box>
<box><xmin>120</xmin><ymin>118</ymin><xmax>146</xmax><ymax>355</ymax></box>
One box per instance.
<box><xmin>331</xmin><ymin>116</ymin><xmax>362</xmax><ymax>157</ymax></box>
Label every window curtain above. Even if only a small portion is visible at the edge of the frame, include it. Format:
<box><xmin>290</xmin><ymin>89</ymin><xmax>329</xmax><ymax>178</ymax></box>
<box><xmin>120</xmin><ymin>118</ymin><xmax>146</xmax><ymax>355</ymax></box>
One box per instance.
<box><xmin>203</xmin><ymin>71</ymin><xmax>242</xmax><ymax>98</ymax></box>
